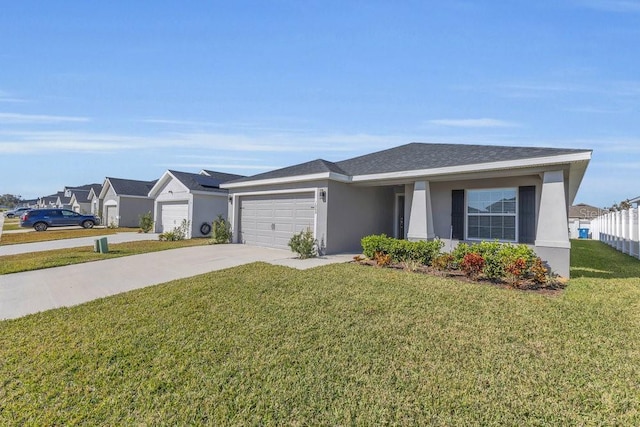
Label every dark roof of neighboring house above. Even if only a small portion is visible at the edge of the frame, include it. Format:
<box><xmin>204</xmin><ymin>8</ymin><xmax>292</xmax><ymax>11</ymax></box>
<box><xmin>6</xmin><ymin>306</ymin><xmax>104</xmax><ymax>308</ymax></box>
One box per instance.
<box><xmin>228</xmin><ymin>142</ymin><xmax>591</xmax><ymax>183</ymax></box>
<box><xmin>229</xmin><ymin>159</ymin><xmax>348</xmax><ymax>183</ymax></box>
<box><xmin>169</xmin><ymin>170</ymin><xmax>231</xmax><ymax>192</ymax></box>
<box><xmin>107</xmin><ymin>178</ymin><xmax>157</xmax><ymax>196</ymax></box>
<box><xmin>66</xmin><ymin>183</ymin><xmax>102</xmax><ymax>192</ymax></box>
<box><xmin>69</xmin><ymin>189</ymin><xmax>90</xmax><ymax>201</ymax></box>
<box><xmin>569</xmin><ymin>203</ymin><xmax>605</xmax><ymax>219</ymax></box>
<box><xmin>200</xmin><ymin>170</ymin><xmax>246</xmax><ymax>182</ymax></box>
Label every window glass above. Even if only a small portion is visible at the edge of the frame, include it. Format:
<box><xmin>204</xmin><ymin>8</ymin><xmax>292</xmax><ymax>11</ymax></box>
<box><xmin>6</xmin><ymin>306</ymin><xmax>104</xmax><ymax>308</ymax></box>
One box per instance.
<box><xmin>467</xmin><ymin>189</ymin><xmax>517</xmax><ymax>241</ymax></box>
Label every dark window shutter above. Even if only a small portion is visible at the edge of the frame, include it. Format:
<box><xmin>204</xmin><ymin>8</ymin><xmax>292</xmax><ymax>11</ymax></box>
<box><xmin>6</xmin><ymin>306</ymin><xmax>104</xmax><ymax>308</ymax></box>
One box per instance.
<box><xmin>451</xmin><ymin>190</ymin><xmax>465</xmax><ymax>240</ymax></box>
<box><xmin>518</xmin><ymin>186</ymin><xmax>536</xmax><ymax>244</ymax></box>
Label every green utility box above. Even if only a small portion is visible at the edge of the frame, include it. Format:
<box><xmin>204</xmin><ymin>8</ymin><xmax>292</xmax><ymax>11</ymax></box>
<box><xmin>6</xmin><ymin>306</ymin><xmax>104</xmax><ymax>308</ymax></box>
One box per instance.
<box><xmin>94</xmin><ymin>237</ymin><xmax>109</xmax><ymax>253</ymax></box>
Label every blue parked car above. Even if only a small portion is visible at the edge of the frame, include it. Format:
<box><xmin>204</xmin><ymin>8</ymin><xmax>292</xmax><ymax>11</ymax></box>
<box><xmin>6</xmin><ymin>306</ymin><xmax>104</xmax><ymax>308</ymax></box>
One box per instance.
<box><xmin>20</xmin><ymin>209</ymin><xmax>101</xmax><ymax>231</ymax></box>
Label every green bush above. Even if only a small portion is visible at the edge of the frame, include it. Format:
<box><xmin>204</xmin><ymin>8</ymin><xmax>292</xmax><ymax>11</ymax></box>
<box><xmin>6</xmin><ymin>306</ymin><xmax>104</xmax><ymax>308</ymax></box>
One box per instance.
<box><xmin>360</xmin><ymin>234</ymin><xmax>443</xmax><ymax>266</ymax></box>
<box><xmin>138</xmin><ymin>211</ymin><xmax>154</xmax><ymax>233</ymax></box>
<box><xmin>210</xmin><ymin>215</ymin><xmax>231</xmax><ymax>244</ymax></box>
<box><xmin>451</xmin><ymin>241</ymin><xmax>541</xmax><ymax>282</ymax></box>
<box><xmin>361</xmin><ymin>234</ymin><xmax>390</xmax><ymax>259</ymax></box>
<box><xmin>288</xmin><ymin>228</ymin><xmax>317</xmax><ymax>259</ymax></box>
<box><xmin>159</xmin><ymin>219</ymin><xmax>190</xmax><ymax>241</ymax></box>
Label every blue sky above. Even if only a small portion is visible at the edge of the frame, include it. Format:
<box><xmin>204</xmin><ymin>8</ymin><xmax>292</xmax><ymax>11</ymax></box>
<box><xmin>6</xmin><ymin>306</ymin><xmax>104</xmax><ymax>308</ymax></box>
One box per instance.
<box><xmin>1</xmin><ymin>1</ymin><xmax>639</xmax><ymax>207</ymax></box>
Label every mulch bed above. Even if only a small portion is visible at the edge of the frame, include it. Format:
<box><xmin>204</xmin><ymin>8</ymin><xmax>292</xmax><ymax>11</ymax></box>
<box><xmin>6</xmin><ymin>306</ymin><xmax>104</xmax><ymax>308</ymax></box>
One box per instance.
<box><xmin>353</xmin><ymin>259</ymin><xmax>566</xmax><ymax>296</ymax></box>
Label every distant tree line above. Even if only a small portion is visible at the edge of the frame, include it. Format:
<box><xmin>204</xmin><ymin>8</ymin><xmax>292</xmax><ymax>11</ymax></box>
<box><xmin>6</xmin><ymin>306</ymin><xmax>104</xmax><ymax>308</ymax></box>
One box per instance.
<box><xmin>0</xmin><ymin>194</ymin><xmax>23</xmax><ymax>208</ymax></box>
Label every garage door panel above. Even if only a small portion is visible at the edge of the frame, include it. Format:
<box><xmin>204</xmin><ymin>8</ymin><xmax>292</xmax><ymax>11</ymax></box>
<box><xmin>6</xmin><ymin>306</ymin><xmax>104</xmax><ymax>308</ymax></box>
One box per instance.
<box><xmin>239</xmin><ymin>192</ymin><xmax>316</xmax><ymax>249</ymax></box>
<box><xmin>160</xmin><ymin>202</ymin><xmax>189</xmax><ymax>233</ymax></box>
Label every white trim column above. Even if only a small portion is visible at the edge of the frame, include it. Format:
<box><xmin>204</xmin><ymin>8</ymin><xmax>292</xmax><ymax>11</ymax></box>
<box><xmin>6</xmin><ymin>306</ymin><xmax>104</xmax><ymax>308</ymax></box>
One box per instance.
<box><xmin>534</xmin><ymin>170</ymin><xmax>570</xmax><ymax>277</ymax></box>
<box><xmin>407</xmin><ymin>180</ymin><xmax>435</xmax><ymax>241</ymax></box>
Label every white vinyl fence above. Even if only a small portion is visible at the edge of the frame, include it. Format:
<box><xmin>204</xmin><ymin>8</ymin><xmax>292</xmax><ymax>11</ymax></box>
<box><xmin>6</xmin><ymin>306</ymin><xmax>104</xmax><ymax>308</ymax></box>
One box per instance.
<box><xmin>590</xmin><ymin>208</ymin><xmax>640</xmax><ymax>258</ymax></box>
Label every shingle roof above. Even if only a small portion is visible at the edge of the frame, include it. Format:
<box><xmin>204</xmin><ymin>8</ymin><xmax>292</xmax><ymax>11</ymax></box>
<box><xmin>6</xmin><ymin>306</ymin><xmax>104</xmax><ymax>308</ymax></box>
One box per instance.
<box><xmin>200</xmin><ymin>170</ymin><xmax>246</xmax><ymax>182</ymax></box>
<box><xmin>229</xmin><ymin>159</ymin><xmax>347</xmax><ymax>184</ymax></box>
<box><xmin>335</xmin><ymin>143</ymin><xmax>590</xmax><ymax>175</ymax></box>
<box><xmin>569</xmin><ymin>203</ymin><xmax>604</xmax><ymax>219</ymax></box>
<box><xmin>228</xmin><ymin>143</ymin><xmax>591</xmax><ymax>184</ymax></box>
<box><xmin>107</xmin><ymin>178</ymin><xmax>157</xmax><ymax>197</ymax></box>
<box><xmin>169</xmin><ymin>170</ymin><xmax>229</xmax><ymax>192</ymax></box>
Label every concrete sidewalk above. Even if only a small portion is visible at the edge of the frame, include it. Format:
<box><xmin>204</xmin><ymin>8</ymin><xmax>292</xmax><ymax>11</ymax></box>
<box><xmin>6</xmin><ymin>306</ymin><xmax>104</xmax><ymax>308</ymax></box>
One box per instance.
<box><xmin>0</xmin><ymin>232</ymin><xmax>160</xmax><ymax>256</ymax></box>
<box><xmin>0</xmin><ymin>244</ymin><xmax>356</xmax><ymax>320</ymax></box>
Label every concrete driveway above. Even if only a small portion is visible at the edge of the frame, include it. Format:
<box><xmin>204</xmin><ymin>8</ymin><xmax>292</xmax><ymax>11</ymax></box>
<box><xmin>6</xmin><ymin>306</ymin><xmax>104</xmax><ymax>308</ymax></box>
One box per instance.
<box><xmin>0</xmin><ymin>232</ymin><xmax>161</xmax><ymax>256</ymax></box>
<box><xmin>0</xmin><ymin>244</ymin><xmax>355</xmax><ymax>320</ymax></box>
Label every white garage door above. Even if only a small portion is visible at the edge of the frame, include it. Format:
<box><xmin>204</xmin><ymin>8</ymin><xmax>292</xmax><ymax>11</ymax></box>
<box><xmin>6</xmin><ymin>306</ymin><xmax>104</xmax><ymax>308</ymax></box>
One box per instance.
<box><xmin>239</xmin><ymin>193</ymin><xmax>316</xmax><ymax>249</ymax></box>
<box><xmin>104</xmin><ymin>205</ymin><xmax>117</xmax><ymax>227</ymax></box>
<box><xmin>160</xmin><ymin>202</ymin><xmax>189</xmax><ymax>233</ymax></box>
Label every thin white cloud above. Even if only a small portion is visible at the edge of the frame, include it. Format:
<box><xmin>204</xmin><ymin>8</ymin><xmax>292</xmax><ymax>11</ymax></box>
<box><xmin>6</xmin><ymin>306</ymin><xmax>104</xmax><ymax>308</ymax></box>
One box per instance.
<box><xmin>0</xmin><ymin>91</ymin><xmax>28</xmax><ymax>103</ymax></box>
<box><xmin>427</xmin><ymin>118</ymin><xmax>518</xmax><ymax>128</ymax></box>
<box><xmin>0</xmin><ymin>112</ymin><xmax>90</xmax><ymax>124</ymax></box>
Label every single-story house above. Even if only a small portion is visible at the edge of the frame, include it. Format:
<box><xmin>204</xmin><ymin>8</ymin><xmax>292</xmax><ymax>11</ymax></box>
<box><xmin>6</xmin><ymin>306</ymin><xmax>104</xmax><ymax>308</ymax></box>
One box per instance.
<box><xmin>38</xmin><ymin>192</ymin><xmax>65</xmax><ymax>208</ymax></box>
<box><xmin>148</xmin><ymin>170</ymin><xmax>244</xmax><ymax>238</ymax></box>
<box><xmin>99</xmin><ymin>177</ymin><xmax>157</xmax><ymax>227</ymax></box>
<box><xmin>568</xmin><ymin>203</ymin><xmax>604</xmax><ymax>239</ymax></box>
<box><xmin>222</xmin><ymin>142</ymin><xmax>592</xmax><ymax>277</ymax></box>
<box><xmin>64</xmin><ymin>184</ymin><xmax>102</xmax><ymax>214</ymax></box>
<box><xmin>87</xmin><ymin>185</ymin><xmax>103</xmax><ymax>216</ymax></box>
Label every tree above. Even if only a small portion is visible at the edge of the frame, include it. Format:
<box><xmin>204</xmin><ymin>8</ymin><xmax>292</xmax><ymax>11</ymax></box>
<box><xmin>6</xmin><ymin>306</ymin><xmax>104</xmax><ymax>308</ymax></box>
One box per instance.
<box><xmin>0</xmin><ymin>194</ymin><xmax>22</xmax><ymax>208</ymax></box>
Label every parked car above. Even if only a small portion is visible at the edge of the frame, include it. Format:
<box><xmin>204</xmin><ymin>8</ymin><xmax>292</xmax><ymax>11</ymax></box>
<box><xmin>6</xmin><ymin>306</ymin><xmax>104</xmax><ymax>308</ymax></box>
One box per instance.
<box><xmin>3</xmin><ymin>207</ymin><xmax>31</xmax><ymax>218</ymax></box>
<box><xmin>20</xmin><ymin>209</ymin><xmax>101</xmax><ymax>231</ymax></box>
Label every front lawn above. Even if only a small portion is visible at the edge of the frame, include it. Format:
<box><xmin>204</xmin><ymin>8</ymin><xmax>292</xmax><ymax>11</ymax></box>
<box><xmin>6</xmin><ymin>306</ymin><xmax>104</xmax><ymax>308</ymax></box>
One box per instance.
<box><xmin>0</xmin><ymin>239</ymin><xmax>210</xmax><ymax>275</ymax></box>
<box><xmin>1</xmin><ymin>218</ymin><xmax>21</xmax><ymax>231</ymax></box>
<box><xmin>0</xmin><ymin>240</ymin><xmax>638</xmax><ymax>424</ymax></box>
<box><xmin>0</xmin><ymin>227</ymin><xmax>140</xmax><ymax>245</ymax></box>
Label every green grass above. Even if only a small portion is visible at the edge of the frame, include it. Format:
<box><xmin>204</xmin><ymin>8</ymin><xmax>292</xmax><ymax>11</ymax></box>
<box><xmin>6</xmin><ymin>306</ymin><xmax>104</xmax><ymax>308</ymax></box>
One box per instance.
<box><xmin>0</xmin><ymin>240</ymin><xmax>638</xmax><ymax>425</ymax></box>
<box><xmin>0</xmin><ymin>227</ymin><xmax>140</xmax><ymax>245</ymax></box>
<box><xmin>571</xmin><ymin>238</ymin><xmax>640</xmax><ymax>278</ymax></box>
<box><xmin>0</xmin><ymin>239</ymin><xmax>210</xmax><ymax>274</ymax></box>
<box><xmin>1</xmin><ymin>218</ymin><xmax>21</xmax><ymax>231</ymax></box>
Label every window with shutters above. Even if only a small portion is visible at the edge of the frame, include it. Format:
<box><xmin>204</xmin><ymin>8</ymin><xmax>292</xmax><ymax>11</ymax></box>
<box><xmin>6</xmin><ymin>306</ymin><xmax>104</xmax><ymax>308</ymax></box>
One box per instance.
<box><xmin>467</xmin><ymin>188</ymin><xmax>517</xmax><ymax>242</ymax></box>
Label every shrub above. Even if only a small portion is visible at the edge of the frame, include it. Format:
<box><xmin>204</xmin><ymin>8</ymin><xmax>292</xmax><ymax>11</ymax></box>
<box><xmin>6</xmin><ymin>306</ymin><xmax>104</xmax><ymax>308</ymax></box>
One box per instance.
<box><xmin>361</xmin><ymin>234</ymin><xmax>443</xmax><ymax>266</ymax></box>
<box><xmin>432</xmin><ymin>253</ymin><xmax>455</xmax><ymax>271</ymax></box>
<box><xmin>138</xmin><ymin>211</ymin><xmax>154</xmax><ymax>233</ymax></box>
<box><xmin>531</xmin><ymin>257</ymin><xmax>549</xmax><ymax>285</ymax></box>
<box><xmin>210</xmin><ymin>215</ymin><xmax>232</xmax><ymax>244</ymax></box>
<box><xmin>159</xmin><ymin>219</ymin><xmax>190</xmax><ymax>241</ymax></box>
<box><xmin>361</xmin><ymin>234</ymin><xmax>390</xmax><ymax>259</ymax></box>
<box><xmin>373</xmin><ymin>251</ymin><xmax>391</xmax><ymax>267</ymax></box>
<box><xmin>288</xmin><ymin>228</ymin><xmax>317</xmax><ymax>259</ymax></box>
<box><xmin>505</xmin><ymin>258</ymin><xmax>528</xmax><ymax>287</ymax></box>
<box><xmin>460</xmin><ymin>253</ymin><xmax>485</xmax><ymax>279</ymax></box>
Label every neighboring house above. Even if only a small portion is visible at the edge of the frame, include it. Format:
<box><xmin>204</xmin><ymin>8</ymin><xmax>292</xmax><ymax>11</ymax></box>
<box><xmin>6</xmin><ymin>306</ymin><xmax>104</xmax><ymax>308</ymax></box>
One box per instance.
<box><xmin>87</xmin><ymin>185</ymin><xmax>103</xmax><ymax>216</ymax></box>
<box><xmin>568</xmin><ymin>203</ymin><xmax>604</xmax><ymax>239</ymax></box>
<box><xmin>38</xmin><ymin>192</ymin><xmax>66</xmax><ymax>208</ymax></box>
<box><xmin>99</xmin><ymin>177</ymin><xmax>157</xmax><ymax>227</ymax></box>
<box><xmin>222</xmin><ymin>142</ymin><xmax>592</xmax><ymax>277</ymax></box>
<box><xmin>69</xmin><ymin>190</ymin><xmax>91</xmax><ymax>213</ymax></box>
<box><xmin>148</xmin><ymin>170</ymin><xmax>244</xmax><ymax>238</ymax></box>
<box><xmin>63</xmin><ymin>184</ymin><xmax>102</xmax><ymax>213</ymax></box>
<box><xmin>55</xmin><ymin>195</ymin><xmax>72</xmax><ymax>210</ymax></box>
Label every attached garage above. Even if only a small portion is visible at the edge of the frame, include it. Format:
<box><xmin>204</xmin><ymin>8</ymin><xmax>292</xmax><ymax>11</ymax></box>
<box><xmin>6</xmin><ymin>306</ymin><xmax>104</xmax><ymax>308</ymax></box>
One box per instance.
<box><xmin>159</xmin><ymin>202</ymin><xmax>189</xmax><ymax>233</ymax></box>
<box><xmin>239</xmin><ymin>192</ymin><xmax>316</xmax><ymax>249</ymax></box>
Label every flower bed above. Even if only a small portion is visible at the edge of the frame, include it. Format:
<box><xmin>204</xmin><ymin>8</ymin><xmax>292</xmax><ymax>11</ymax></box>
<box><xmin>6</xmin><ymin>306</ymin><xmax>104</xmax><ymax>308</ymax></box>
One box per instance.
<box><xmin>356</xmin><ymin>235</ymin><xmax>566</xmax><ymax>292</ymax></box>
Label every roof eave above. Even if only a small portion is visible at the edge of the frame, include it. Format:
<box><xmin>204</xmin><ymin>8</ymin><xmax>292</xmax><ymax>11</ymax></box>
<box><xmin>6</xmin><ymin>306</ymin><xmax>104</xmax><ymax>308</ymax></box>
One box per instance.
<box><xmin>221</xmin><ymin>172</ymin><xmax>351</xmax><ymax>189</ymax></box>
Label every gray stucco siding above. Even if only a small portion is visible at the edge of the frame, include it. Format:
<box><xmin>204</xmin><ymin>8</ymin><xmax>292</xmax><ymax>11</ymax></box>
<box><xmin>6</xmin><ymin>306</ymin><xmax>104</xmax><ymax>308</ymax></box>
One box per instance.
<box><xmin>326</xmin><ymin>181</ymin><xmax>394</xmax><ymax>253</ymax></box>
<box><xmin>192</xmin><ymin>193</ymin><xmax>228</xmax><ymax>237</ymax></box>
<box><xmin>427</xmin><ymin>174</ymin><xmax>543</xmax><ymax>245</ymax></box>
<box><xmin>118</xmin><ymin>196</ymin><xmax>155</xmax><ymax>228</ymax></box>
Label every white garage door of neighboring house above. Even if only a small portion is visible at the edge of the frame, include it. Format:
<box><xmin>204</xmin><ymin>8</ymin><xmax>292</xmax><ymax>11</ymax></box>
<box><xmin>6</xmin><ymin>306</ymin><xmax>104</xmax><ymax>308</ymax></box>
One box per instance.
<box><xmin>160</xmin><ymin>202</ymin><xmax>189</xmax><ymax>233</ymax></box>
<box><xmin>104</xmin><ymin>205</ymin><xmax>117</xmax><ymax>227</ymax></box>
<box><xmin>239</xmin><ymin>193</ymin><xmax>316</xmax><ymax>249</ymax></box>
